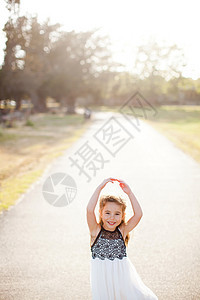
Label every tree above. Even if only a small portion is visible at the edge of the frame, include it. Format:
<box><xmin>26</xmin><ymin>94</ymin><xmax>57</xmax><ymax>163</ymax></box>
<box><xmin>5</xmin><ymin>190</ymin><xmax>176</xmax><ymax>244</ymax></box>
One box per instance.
<box><xmin>1</xmin><ymin>14</ymin><xmax>61</xmax><ymax>112</ymax></box>
<box><xmin>1</xmin><ymin>15</ymin><xmax>28</xmax><ymax>108</ymax></box>
<box><xmin>47</xmin><ymin>29</ymin><xmax>113</xmax><ymax>113</ymax></box>
<box><xmin>1</xmin><ymin>2</ymin><xmax>119</xmax><ymax>112</ymax></box>
<box><xmin>4</xmin><ymin>0</ymin><xmax>20</xmax><ymax>14</ymax></box>
<box><xmin>133</xmin><ymin>38</ymin><xmax>186</xmax><ymax>103</ymax></box>
<box><xmin>23</xmin><ymin>17</ymin><xmax>60</xmax><ymax>112</ymax></box>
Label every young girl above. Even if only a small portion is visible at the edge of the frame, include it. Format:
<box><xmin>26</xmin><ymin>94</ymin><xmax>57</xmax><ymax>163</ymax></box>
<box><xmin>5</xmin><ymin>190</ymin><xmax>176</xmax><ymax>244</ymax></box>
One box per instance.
<box><xmin>86</xmin><ymin>178</ymin><xmax>158</xmax><ymax>300</ymax></box>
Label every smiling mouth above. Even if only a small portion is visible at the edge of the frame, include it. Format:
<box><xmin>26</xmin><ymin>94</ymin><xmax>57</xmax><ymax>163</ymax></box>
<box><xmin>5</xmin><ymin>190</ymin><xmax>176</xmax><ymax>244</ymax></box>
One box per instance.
<box><xmin>108</xmin><ymin>222</ymin><xmax>116</xmax><ymax>225</ymax></box>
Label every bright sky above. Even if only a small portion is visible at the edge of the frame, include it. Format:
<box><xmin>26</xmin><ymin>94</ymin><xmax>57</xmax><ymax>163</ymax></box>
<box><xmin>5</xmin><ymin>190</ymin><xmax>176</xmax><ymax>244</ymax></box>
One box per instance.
<box><xmin>1</xmin><ymin>0</ymin><xmax>200</xmax><ymax>79</ymax></box>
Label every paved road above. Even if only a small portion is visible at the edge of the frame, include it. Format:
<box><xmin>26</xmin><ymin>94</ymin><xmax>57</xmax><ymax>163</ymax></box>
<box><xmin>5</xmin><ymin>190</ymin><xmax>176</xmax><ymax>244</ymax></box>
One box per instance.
<box><xmin>0</xmin><ymin>112</ymin><xmax>200</xmax><ymax>300</ymax></box>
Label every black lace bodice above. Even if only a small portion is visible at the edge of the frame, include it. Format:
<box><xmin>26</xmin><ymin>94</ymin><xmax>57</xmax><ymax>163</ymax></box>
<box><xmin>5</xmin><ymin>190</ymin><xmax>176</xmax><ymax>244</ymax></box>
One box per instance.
<box><xmin>91</xmin><ymin>225</ymin><xmax>127</xmax><ymax>261</ymax></box>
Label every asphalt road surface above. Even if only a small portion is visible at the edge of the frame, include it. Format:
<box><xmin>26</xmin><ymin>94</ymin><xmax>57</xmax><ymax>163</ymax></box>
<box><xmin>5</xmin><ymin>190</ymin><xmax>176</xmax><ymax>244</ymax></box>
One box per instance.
<box><xmin>0</xmin><ymin>112</ymin><xmax>200</xmax><ymax>300</ymax></box>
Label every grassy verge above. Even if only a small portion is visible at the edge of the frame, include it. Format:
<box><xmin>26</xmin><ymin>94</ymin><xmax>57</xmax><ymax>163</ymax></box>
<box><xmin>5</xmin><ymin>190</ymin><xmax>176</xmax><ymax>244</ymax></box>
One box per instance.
<box><xmin>143</xmin><ymin>105</ymin><xmax>200</xmax><ymax>164</ymax></box>
<box><xmin>0</xmin><ymin>113</ymin><xmax>90</xmax><ymax>212</ymax></box>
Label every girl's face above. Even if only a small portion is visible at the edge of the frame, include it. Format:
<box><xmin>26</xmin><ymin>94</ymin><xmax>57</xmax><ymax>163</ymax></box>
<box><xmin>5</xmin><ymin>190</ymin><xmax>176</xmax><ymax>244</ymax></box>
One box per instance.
<box><xmin>100</xmin><ymin>202</ymin><xmax>124</xmax><ymax>230</ymax></box>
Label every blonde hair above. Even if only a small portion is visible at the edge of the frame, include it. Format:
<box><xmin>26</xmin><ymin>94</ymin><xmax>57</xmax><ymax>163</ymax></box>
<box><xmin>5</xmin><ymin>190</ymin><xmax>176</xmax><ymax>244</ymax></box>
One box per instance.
<box><xmin>99</xmin><ymin>195</ymin><xmax>130</xmax><ymax>246</ymax></box>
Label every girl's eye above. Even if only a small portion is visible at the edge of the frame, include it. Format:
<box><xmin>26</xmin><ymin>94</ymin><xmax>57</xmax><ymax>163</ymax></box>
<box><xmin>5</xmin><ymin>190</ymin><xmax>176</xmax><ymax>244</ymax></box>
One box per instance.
<box><xmin>106</xmin><ymin>213</ymin><xmax>110</xmax><ymax>214</ymax></box>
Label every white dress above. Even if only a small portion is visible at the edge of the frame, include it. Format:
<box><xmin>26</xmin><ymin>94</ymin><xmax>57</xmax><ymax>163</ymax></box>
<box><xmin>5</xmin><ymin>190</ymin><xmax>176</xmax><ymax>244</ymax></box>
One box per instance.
<box><xmin>90</xmin><ymin>225</ymin><xmax>158</xmax><ymax>300</ymax></box>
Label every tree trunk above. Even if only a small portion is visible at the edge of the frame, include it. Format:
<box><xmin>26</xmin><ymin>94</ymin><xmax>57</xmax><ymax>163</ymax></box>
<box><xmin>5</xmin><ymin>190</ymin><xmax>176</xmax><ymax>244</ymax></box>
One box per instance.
<box><xmin>30</xmin><ymin>92</ymin><xmax>47</xmax><ymax>112</ymax></box>
<box><xmin>15</xmin><ymin>98</ymin><xmax>21</xmax><ymax>110</ymax></box>
<box><xmin>38</xmin><ymin>97</ymin><xmax>48</xmax><ymax>112</ymax></box>
<box><xmin>66</xmin><ymin>96</ymin><xmax>76</xmax><ymax>114</ymax></box>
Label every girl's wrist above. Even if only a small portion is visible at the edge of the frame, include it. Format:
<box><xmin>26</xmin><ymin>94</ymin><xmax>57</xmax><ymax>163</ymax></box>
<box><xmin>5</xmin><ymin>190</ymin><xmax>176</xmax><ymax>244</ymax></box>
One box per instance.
<box><xmin>127</xmin><ymin>190</ymin><xmax>134</xmax><ymax>197</ymax></box>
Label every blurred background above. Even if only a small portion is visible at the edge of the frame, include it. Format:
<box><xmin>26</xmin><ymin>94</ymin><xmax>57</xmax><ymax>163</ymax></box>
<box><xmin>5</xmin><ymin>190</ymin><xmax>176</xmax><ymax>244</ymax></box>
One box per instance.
<box><xmin>0</xmin><ymin>0</ymin><xmax>200</xmax><ymax>212</ymax></box>
<box><xmin>1</xmin><ymin>0</ymin><xmax>200</xmax><ymax>112</ymax></box>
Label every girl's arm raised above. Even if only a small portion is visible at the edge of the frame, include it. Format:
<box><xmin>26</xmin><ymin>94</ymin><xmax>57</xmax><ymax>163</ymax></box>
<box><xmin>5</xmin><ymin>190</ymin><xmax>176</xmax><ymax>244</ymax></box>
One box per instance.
<box><xmin>86</xmin><ymin>178</ymin><xmax>113</xmax><ymax>233</ymax></box>
<box><xmin>86</xmin><ymin>178</ymin><xmax>113</xmax><ymax>211</ymax></box>
<box><xmin>112</xmin><ymin>178</ymin><xmax>143</xmax><ymax>235</ymax></box>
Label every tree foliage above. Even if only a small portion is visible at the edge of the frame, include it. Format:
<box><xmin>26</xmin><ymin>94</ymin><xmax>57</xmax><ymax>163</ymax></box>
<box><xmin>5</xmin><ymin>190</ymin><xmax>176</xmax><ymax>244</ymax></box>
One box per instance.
<box><xmin>0</xmin><ymin>5</ymin><xmax>199</xmax><ymax>110</ymax></box>
<box><xmin>0</xmin><ymin>14</ymin><xmax>114</xmax><ymax>112</ymax></box>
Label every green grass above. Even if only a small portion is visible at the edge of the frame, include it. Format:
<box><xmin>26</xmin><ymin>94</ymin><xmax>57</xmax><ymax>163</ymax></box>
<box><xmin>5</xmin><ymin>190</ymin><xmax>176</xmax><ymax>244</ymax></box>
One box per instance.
<box><xmin>25</xmin><ymin>119</ymin><xmax>34</xmax><ymax>127</ymax></box>
<box><xmin>0</xmin><ymin>169</ymin><xmax>43</xmax><ymax>211</ymax></box>
<box><xmin>0</xmin><ymin>131</ymin><xmax>18</xmax><ymax>143</ymax></box>
<box><xmin>148</xmin><ymin>105</ymin><xmax>200</xmax><ymax>123</ymax></box>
